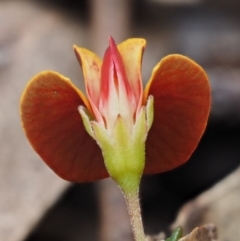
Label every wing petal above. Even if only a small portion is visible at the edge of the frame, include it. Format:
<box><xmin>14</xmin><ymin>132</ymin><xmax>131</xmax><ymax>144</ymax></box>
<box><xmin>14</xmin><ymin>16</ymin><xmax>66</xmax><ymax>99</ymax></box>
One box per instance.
<box><xmin>20</xmin><ymin>71</ymin><xmax>108</xmax><ymax>182</ymax></box>
<box><xmin>144</xmin><ymin>55</ymin><xmax>210</xmax><ymax>174</ymax></box>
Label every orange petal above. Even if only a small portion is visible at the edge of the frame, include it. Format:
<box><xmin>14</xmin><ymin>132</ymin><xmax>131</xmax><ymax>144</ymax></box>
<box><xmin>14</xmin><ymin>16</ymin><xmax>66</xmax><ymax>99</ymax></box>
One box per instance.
<box><xmin>74</xmin><ymin>46</ymin><xmax>101</xmax><ymax>106</ymax></box>
<box><xmin>118</xmin><ymin>38</ymin><xmax>146</xmax><ymax>111</ymax></box>
<box><xmin>20</xmin><ymin>71</ymin><xmax>108</xmax><ymax>182</ymax></box>
<box><xmin>144</xmin><ymin>55</ymin><xmax>210</xmax><ymax>174</ymax></box>
<box><xmin>74</xmin><ymin>45</ymin><xmax>105</xmax><ymax>125</ymax></box>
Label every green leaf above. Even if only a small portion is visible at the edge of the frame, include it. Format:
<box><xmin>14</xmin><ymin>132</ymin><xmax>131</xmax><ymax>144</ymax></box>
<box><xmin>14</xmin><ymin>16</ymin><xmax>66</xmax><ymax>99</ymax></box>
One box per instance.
<box><xmin>166</xmin><ymin>227</ymin><xmax>182</xmax><ymax>241</ymax></box>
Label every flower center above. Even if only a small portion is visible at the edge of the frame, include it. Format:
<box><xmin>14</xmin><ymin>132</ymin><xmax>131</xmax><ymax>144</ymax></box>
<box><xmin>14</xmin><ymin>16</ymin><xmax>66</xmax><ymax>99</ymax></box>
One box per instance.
<box><xmin>97</xmin><ymin>37</ymin><xmax>138</xmax><ymax>133</ymax></box>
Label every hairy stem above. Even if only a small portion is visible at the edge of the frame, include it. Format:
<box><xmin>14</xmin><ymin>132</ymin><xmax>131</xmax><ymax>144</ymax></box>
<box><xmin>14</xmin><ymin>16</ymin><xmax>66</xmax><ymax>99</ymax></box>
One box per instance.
<box><xmin>124</xmin><ymin>190</ymin><xmax>145</xmax><ymax>241</ymax></box>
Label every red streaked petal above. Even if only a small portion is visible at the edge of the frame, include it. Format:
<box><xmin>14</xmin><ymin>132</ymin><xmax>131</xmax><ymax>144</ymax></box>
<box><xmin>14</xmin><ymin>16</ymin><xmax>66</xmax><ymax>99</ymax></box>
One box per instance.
<box><xmin>99</xmin><ymin>38</ymin><xmax>138</xmax><ymax>130</ymax></box>
<box><xmin>100</xmin><ymin>37</ymin><xmax>132</xmax><ymax>103</ymax></box>
<box><xmin>108</xmin><ymin>37</ymin><xmax>133</xmax><ymax>97</ymax></box>
<box><xmin>144</xmin><ymin>55</ymin><xmax>211</xmax><ymax>174</ymax></box>
<box><xmin>118</xmin><ymin>38</ymin><xmax>146</xmax><ymax>111</ymax></box>
<box><xmin>20</xmin><ymin>71</ymin><xmax>108</xmax><ymax>182</ymax></box>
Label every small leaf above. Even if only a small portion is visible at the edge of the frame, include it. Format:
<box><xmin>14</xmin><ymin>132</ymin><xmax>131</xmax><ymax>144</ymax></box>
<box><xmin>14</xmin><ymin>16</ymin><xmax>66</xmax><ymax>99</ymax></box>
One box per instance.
<box><xmin>166</xmin><ymin>227</ymin><xmax>183</xmax><ymax>241</ymax></box>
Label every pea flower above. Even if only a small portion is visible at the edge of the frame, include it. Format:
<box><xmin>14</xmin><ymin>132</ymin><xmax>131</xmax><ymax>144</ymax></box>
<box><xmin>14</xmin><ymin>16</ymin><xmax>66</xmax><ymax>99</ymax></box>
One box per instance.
<box><xmin>20</xmin><ymin>37</ymin><xmax>210</xmax><ymax>241</ymax></box>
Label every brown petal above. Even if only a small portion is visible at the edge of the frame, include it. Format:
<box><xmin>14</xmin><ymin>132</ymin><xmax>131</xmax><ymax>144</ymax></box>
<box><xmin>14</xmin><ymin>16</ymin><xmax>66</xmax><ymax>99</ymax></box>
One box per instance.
<box><xmin>20</xmin><ymin>71</ymin><xmax>108</xmax><ymax>182</ymax></box>
<box><xmin>144</xmin><ymin>55</ymin><xmax>211</xmax><ymax>174</ymax></box>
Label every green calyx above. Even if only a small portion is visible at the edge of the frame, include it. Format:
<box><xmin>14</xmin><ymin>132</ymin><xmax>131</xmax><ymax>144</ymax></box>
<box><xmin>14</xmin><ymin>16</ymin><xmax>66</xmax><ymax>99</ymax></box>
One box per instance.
<box><xmin>79</xmin><ymin>95</ymin><xmax>154</xmax><ymax>195</ymax></box>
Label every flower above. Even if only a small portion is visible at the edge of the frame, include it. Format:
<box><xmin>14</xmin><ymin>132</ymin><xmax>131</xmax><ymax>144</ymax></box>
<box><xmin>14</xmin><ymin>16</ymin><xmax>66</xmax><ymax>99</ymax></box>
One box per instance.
<box><xmin>20</xmin><ymin>37</ymin><xmax>210</xmax><ymax>185</ymax></box>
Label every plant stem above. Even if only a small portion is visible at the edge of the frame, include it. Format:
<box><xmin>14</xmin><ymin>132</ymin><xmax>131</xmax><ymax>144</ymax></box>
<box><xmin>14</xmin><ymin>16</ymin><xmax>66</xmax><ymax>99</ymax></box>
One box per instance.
<box><xmin>124</xmin><ymin>190</ymin><xmax>145</xmax><ymax>241</ymax></box>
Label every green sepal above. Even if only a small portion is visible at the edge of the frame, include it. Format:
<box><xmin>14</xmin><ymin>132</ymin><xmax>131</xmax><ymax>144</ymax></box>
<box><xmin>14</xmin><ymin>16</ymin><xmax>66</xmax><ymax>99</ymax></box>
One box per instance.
<box><xmin>79</xmin><ymin>96</ymin><xmax>154</xmax><ymax>195</ymax></box>
<box><xmin>146</xmin><ymin>95</ymin><xmax>154</xmax><ymax>131</ymax></box>
<box><xmin>92</xmin><ymin>114</ymin><xmax>145</xmax><ymax>194</ymax></box>
<box><xmin>166</xmin><ymin>227</ymin><xmax>183</xmax><ymax>241</ymax></box>
<box><xmin>79</xmin><ymin>106</ymin><xmax>95</xmax><ymax>138</ymax></box>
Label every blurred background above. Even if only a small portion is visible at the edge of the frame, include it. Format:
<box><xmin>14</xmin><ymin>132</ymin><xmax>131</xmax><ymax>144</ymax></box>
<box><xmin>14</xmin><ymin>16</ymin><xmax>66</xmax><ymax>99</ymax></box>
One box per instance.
<box><xmin>0</xmin><ymin>0</ymin><xmax>240</xmax><ymax>240</ymax></box>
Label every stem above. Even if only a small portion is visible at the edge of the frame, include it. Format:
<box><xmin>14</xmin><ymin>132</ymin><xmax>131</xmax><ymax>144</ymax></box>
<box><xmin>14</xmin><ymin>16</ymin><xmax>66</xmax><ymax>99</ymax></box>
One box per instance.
<box><xmin>124</xmin><ymin>190</ymin><xmax>145</xmax><ymax>241</ymax></box>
